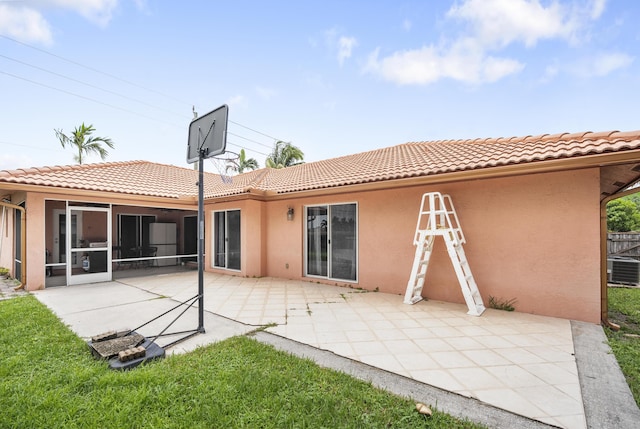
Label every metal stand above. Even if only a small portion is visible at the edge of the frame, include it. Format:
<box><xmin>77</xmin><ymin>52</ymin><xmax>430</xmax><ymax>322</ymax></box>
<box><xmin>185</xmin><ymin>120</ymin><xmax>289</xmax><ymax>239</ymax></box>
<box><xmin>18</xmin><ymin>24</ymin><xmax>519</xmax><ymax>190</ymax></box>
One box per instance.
<box><xmin>197</xmin><ymin>150</ymin><xmax>205</xmax><ymax>333</ymax></box>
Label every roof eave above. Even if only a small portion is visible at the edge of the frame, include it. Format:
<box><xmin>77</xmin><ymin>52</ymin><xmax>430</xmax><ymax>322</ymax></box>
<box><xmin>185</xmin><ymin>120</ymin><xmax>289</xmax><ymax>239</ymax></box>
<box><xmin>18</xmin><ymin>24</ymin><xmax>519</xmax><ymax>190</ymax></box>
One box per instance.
<box><xmin>0</xmin><ymin>182</ymin><xmax>198</xmax><ymax>206</ymax></box>
<box><xmin>259</xmin><ymin>149</ymin><xmax>640</xmax><ymax>200</ymax></box>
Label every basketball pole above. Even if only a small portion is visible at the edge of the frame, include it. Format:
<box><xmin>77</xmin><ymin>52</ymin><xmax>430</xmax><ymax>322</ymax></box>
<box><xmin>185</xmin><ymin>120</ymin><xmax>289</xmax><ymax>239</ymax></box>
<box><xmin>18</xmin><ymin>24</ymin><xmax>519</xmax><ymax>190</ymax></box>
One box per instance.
<box><xmin>189</xmin><ymin>105</ymin><xmax>228</xmax><ymax>336</ymax></box>
<box><xmin>197</xmin><ymin>148</ymin><xmax>205</xmax><ymax>333</ymax></box>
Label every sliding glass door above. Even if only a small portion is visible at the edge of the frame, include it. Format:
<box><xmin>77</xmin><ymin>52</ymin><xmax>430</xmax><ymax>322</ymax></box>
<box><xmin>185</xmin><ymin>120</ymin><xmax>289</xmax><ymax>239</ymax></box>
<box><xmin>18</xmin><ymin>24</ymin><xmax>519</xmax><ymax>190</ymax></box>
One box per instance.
<box><xmin>306</xmin><ymin>203</ymin><xmax>357</xmax><ymax>281</ymax></box>
<box><xmin>213</xmin><ymin>210</ymin><xmax>241</xmax><ymax>270</ymax></box>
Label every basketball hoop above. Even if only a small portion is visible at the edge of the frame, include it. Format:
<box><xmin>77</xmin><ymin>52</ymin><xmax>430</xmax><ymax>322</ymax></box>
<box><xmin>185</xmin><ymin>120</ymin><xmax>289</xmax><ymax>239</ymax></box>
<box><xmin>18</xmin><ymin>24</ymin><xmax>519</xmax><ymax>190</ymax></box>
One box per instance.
<box><xmin>209</xmin><ymin>151</ymin><xmax>239</xmax><ymax>184</ymax></box>
<box><xmin>185</xmin><ymin>104</ymin><xmax>229</xmax><ymax>335</ymax></box>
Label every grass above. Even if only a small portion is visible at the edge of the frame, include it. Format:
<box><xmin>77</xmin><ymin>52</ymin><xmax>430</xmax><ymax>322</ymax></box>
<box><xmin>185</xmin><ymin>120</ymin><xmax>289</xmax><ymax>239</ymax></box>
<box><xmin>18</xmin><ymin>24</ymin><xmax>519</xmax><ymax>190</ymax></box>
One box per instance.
<box><xmin>0</xmin><ymin>296</ymin><xmax>483</xmax><ymax>429</ymax></box>
<box><xmin>487</xmin><ymin>296</ymin><xmax>517</xmax><ymax>312</ymax></box>
<box><xmin>606</xmin><ymin>287</ymin><xmax>640</xmax><ymax>407</ymax></box>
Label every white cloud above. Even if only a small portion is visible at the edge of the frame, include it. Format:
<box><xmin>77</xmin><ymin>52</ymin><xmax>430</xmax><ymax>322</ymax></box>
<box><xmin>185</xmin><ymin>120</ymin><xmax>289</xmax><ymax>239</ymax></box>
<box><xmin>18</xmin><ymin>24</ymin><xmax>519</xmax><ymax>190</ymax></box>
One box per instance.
<box><xmin>364</xmin><ymin>0</ymin><xmax>611</xmax><ymax>86</ymax></box>
<box><xmin>227</xmin><ymin>94</ymin><xmax>248</xmax><ymax>110</ymax></box>
<box><xmin>337</xmin><ymin>36</ymin><xmax>357</xmax><ymax>66</ymax></box>
<box><xmin>593</xmin><ymin>52</ymin><xmax>633</xmax><ymax>75</ymax></box>
<box><xmin>589</xmin><ymin>0</ymin><xmax>607</xmax><ymax>19</ymax></box>
<box><xmin>256</xmin><ymin>86</ymin><xmax>277</xmax><ymax>100</ymax></box>
<box><xmin>0</xmin><ymin>5</ymin><xmax>53</xmax><ymax>45</ymax></box>
<box><xmin>50</xmin><ymin>0</ymin><xmax>118</xmax><ymax>27</ymax></box>
<box><xmin>571</xmin><ymin>52</ymin><xmax>634</xmax><ymax>77</ymax></box>
<box><xmin>541</xmin><ymin>64</ymin><xmax>560</xmax><ymax>83</ymax></box>
<box><xmin>323</xmin><ymin>28</ymin><xmax>358</xmax><ymax>66</ymax></box>
<box><xmin>447</xmin><ymin>0</ymin><xmax>577</xmax><ymax>47</ymax></box>
<box><xmin>0</xmin><ymin>0</ymin><xmax>119</xmax><ymax>44</ymax></box>
<box><xmin>365</xmin><ymin>39</ymin><xmax>524</xmax><ymax>85</ymax></box>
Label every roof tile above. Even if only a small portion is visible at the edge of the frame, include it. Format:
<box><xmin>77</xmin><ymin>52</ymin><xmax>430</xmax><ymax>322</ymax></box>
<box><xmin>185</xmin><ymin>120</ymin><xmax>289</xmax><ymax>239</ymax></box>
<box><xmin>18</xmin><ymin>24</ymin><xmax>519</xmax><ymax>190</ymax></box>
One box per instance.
<box><xmin>2</xmin><ymin>130</ymin><xmax>640</xmax><ymax>199</ymax></box>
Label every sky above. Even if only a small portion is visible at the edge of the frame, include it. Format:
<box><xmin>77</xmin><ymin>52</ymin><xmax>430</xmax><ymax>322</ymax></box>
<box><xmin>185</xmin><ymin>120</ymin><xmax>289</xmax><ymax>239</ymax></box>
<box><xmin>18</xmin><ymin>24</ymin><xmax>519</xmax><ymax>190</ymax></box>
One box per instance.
<box><xmin>0</xmin><ymin>0</ymin><xmax>639</xmax><ymax>173</ymax></box>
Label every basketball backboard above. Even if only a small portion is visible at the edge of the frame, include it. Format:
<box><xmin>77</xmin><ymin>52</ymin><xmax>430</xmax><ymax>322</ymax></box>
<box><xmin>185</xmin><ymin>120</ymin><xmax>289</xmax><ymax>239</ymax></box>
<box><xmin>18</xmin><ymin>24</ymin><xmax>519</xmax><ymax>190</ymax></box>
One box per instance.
<box><xmin>187</xmin><ymin>104</ymin><xmax>228</xmax><ymax>164</ymax></box>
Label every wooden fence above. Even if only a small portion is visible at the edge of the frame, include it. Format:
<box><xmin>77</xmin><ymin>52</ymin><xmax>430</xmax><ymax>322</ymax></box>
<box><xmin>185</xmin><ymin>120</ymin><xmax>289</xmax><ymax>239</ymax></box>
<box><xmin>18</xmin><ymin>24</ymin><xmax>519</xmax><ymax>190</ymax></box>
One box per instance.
<box><xmin>608</xmin><ymin>233</ymin><xmax>640</xmax><ymax>260</ymax></box>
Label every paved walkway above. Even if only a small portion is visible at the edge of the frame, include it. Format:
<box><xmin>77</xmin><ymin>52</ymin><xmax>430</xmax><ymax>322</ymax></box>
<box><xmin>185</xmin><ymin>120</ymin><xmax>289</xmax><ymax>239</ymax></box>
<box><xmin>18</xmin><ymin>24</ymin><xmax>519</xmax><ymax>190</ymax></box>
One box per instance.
<box><xmin>0</xmin><ymin>277</ymin><xmax>27</xmax><ymax>301</ymax></box>
<box><xmin>28</xmin><ymin>272</ymin><xmax>640</xmax><ymax>429</ymax></box>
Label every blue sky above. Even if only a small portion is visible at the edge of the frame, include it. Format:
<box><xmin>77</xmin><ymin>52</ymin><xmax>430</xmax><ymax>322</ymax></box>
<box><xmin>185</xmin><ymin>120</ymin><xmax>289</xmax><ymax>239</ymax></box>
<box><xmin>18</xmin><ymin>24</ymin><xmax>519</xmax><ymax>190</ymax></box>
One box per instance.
<box><xmin>1</xmin><ymin>0</ymin><xmax>638</xmax><ymax>173</ymax></box>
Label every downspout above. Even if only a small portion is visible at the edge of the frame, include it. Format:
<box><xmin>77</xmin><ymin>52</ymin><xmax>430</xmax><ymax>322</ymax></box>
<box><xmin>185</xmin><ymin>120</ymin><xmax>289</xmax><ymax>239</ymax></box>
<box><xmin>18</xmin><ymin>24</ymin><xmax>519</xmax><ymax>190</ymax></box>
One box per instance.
<box><xmin>0</xmin><ymin>200</ymin><xmax>26</xmax><ymax>290</ymax></box>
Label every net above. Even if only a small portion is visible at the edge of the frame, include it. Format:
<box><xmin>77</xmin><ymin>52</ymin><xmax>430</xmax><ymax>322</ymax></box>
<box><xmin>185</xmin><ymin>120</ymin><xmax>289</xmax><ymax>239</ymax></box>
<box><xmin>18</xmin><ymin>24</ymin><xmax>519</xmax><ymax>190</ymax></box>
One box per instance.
<box><xmin>208</xmin><ymin>151</ymin><xmax>239</xmax><ymax>184</ymax></box>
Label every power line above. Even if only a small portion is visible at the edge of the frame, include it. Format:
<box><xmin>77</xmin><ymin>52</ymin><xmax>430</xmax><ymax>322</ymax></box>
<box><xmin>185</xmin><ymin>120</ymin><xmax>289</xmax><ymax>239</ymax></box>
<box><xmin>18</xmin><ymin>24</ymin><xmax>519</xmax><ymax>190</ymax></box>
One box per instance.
<box><xmin>227</xmin><ymin>131</ymin><xmax>274</xmax><ymax>150</ymax></box>
<box><xmin>0</xmin><ymin>70</ymin><xmax>185</xmax><ymax>128</ymax></box>
<box><xmin>0</xmin><ymin>140</ymin><xmax>65</xmax><ymax>153</ymax></box>
<box><xmin>0</xmin><ymin>53</ymin><xmax>191</xmax><ymax>119</ymax></box>
<box><xmin>1</xmin><ymin>34</ymin><xmax>288</xmax><ymax>143</ymax></box>
<box><xmin>0</xmin><ymin>34</ymin><xmax>191</xmax><ymax>107</ymax></box>
<box><xmin>229</xmin><ymin>120</ymin><xmax>282</xmax><ymax>142</ymax></box>
<box><xmin>226</xmin><ymin>140</ymin><xmax>269</xmax><ymax>157</ymax></box>
<box><xmin>1</xmin><ymin>66</ymin><xmax>275</xmax><ymax>156</ymax></box>
<box><xmin>0</xmin><ymin>34</ymin><xmax>286</xmax><ymax>156</ymax></box>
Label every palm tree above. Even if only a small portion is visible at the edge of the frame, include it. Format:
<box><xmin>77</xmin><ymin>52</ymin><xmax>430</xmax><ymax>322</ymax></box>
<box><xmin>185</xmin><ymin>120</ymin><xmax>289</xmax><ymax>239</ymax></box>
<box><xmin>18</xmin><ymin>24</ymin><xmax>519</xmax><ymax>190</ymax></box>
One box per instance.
<box><xmin>265</xmin><ymin>140</ymin><xmax>304</xmax><ymax>169</ymax></box>
<box><xmin>55</xmin><ymin>123</ymin><xmax>114</xmax><ymax>164</ymax></box>
<box><xmin>226</xmin><ymin>149</ymin><xmax>259</xmax><ymax>174</ymax></box>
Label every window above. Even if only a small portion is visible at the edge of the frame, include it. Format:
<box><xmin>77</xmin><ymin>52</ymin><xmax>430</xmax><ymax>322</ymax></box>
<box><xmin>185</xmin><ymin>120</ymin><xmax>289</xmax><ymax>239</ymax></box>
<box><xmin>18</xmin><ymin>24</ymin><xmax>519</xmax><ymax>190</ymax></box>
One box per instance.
<box><xmin>305</xmin><ymin>203</ymin><xmax>357</xmax><ymax>281</ymax></box>
<box><xmin>213</xmin><ymin>210</ymin><xmax>241</xmax><ymax>270</ymax></box>
<box><xmin>117</xmin><ymin>214</ymin><xmax>155</xmax><ymax>259</ymax></box>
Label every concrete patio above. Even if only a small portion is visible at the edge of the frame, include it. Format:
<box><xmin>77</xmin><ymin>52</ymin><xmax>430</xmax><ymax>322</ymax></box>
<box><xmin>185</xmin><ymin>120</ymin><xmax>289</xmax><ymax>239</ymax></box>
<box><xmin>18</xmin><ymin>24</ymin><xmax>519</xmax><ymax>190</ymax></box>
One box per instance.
<box><xmin>32</xmin><ymin>272</ymin><xmax>640</xmax><ymax>429</ymax></box>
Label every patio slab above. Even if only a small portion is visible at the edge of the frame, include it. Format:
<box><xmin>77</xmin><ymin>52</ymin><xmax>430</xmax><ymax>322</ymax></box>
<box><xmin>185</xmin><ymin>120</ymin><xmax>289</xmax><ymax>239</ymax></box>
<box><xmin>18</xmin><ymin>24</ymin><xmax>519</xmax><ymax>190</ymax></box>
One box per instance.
<box><xmin>33</xmin><ymin>272</ymin><xmax>640</xmax><ymax>428</ymax></box>
<box><xmin>33</xmin><ymin>280</ymin><xmax>253</xmax><ymax>355</ymax></box>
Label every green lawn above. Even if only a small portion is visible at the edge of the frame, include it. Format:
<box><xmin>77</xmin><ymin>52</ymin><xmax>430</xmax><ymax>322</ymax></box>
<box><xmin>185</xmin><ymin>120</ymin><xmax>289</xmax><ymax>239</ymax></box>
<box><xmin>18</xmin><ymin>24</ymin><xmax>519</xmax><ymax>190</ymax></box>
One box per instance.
<box><xmin>0</xmin><ymin>296</ymin><xmax>482</xmax><ymax>429</ymax></box>
<box><xmin>606</xmin><ymin>287</ymin><xmax>640</xmax><ymax>407</ymax></box>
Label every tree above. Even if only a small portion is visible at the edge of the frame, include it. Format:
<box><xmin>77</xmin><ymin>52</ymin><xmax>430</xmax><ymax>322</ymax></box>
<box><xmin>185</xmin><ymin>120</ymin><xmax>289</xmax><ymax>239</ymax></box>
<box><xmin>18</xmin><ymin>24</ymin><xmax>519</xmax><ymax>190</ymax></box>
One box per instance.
<box><xmin>607</xmin><ymin>198</ymin><xmax>640</xmax><ymax>232</ymax></box>
<box><xmin>265</xmin><ymin>140</ymin><xmax>304</xmax><ymax>169</ymax></box>
<box><xmin>55</xmin><ymin>123</ymin><xmax>114</xmax><ymax>164</ymax></box>
<box><xmin>226</xmin><ymin>149</ymin><xmax>259</xmax><ymax>174</ymax></box>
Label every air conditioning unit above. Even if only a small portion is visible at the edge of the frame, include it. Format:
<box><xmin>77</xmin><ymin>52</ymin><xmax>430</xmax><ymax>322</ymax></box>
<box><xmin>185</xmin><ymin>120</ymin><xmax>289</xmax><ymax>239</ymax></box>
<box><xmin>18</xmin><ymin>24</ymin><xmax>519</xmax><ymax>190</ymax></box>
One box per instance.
<box><xmin>608</xmin><ymin>257</ymin><xmax>640</xmax><ymax>285</ymax></box>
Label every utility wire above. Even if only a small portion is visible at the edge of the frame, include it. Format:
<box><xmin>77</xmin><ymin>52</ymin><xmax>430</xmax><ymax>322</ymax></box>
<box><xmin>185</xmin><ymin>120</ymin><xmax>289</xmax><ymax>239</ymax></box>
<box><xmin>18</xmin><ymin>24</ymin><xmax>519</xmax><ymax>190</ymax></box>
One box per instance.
<box><xmin>0</xmin><ymin>34</ymin><xmax>190</xmax><ymax>107</ymax></box>
<box><xmin>0</xmin><ymin>52</ymin><xmax>190</xmax><ymax>119</ymax></box>
<box><xmin>227</xmin><ymin>131</ymin><xmax>274</xmax><ymax>150</ymax></box>
<box><xmin>1</xmin><ymin>34</ymin><xmax>288</xmax><ymax>148</ymax></box>
<box><xmin>1</xmin><ymin>68</ymin><xmax>275</xmax><ymax>157</ymax></box>
<box><xmin>0</xmin><ymin>70</ymin><xmax>184</xmax><ymax>128</ymax></box>
<box><xmin>226</xmin><ymin>140</ymin><xmax>269</xmax><ymax>157</ymax></box>
<box><xmin>0</xmin><ymin>140</ymin><xmax>65</xmax><ymax>152</ymax></box>
<box><xmin>228</xmin><ymin>120</ymin><xmax>282</xmax><ymax>143</ymax></box>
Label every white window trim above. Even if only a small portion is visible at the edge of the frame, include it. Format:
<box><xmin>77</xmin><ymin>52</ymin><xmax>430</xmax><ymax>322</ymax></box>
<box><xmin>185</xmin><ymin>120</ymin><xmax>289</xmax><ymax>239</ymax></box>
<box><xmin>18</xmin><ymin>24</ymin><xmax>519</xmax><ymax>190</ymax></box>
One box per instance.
<box><xmin>304</xmin><ymin>202</ymin><xmax>358</xmax><ymax>283</ymax></box>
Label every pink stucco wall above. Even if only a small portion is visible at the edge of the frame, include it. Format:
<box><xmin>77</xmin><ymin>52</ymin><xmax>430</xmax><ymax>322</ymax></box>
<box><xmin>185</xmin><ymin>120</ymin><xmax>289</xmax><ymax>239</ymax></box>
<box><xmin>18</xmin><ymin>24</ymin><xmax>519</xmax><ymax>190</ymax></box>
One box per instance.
<box><xmin>210</xmin><ymin>168</ymin><xmax>601</xmax><ymax>323</ymax></box>
<box><xmin>21</xmin><ymin>192</ymin><xmax>197</xmax><ymax>291</ymax></box>
<box><xmin>26</xmin><ymin>192</ymin><xmax>46</xmax><ymax>290</ymax></box>
<box><xmin>10</xmin><ymin>166</ymin><xmax>602</xmax><ymax>323</ymax></box>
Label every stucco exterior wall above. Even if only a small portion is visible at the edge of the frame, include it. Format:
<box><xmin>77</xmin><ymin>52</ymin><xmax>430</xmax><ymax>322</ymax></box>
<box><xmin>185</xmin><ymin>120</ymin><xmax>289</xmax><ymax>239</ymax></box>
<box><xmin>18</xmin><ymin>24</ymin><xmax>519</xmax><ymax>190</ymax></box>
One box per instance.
<box><xmin>205</xmin><ymin>199</ymin><xmax>267</xmax><ymax>278</ymax></box>
<box><xmin>25</xmin><ymin>192</ymin><xmax>46</xmax><ymax>291</ymax></box>
<box><xmin>242</xmin><ymin>168</ymin><xmax>601</xmax><ymax>323</ymax></box>
<box><xmin>26</xmin><ymin>193</ymin><xmax>197</xmax><ymax>291</ymax></box>
<box><xmin>13</xmin><ymin>167</ymin><xmax>601</xmax><ymax>323</ymax></box>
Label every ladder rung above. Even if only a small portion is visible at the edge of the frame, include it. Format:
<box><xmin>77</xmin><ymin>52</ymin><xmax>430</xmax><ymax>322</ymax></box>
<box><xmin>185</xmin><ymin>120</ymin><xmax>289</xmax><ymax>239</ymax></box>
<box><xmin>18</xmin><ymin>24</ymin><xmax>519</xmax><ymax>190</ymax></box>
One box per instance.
<box><xmin>406</xmin><ymin>192</ymin><xmax>484</xmax><ymax>315</ymax></box>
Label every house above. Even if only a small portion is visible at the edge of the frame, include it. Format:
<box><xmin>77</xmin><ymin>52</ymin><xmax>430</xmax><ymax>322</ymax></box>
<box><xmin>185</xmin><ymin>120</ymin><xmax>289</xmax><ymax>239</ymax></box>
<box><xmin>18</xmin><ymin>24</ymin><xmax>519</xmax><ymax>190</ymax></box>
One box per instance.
<box><xmin>1</xmin><ymin>130</ymin><xmax>640</xmax><ymax>324</ymax></box>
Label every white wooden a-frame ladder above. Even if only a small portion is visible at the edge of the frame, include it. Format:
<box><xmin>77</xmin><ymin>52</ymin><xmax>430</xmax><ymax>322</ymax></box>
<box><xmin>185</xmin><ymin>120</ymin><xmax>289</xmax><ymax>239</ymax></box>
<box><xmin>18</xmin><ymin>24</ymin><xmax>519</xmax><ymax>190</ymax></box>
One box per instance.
<box><xmin>404</xmin><ymin>192</ymin><xmax>485</xmax><ymax>316</ymax></box>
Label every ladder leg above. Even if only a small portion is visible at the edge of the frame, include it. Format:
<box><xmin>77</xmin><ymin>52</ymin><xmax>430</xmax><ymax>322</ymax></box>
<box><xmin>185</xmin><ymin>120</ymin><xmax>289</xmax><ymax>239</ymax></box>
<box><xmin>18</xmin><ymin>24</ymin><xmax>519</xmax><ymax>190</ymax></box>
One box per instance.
<box><xmin>404</xmin><ymin>235</ymin><xmax>434</xmax><ymax>304</ymax></box>
<box><xmin>445</xmin><ymin>240</ymin><xmax>485</xmax><ymax>316</ymax></box>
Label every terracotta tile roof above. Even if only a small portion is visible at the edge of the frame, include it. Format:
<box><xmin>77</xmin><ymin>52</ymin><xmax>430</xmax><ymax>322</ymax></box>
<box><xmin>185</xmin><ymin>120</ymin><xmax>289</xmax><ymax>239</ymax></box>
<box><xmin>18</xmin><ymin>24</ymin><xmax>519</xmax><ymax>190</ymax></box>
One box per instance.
<box><xmin>0</xmin><ymin>161</ymin><xmax>207</xmax><ymax>198</ymax></box>
<box><xmin>2</xmin><ymin>131</ymin><xmax>639</xmax><ymax>199</ymax></box>
<box><xmin>251</xmin><ymin>130</ymin><xmax>640</xmax><ymax>194</ymax></box>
